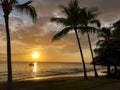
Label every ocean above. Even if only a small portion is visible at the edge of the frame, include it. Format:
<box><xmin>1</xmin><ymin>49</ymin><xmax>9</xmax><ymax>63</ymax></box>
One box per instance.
<box><xmin>0</xmin><ymin>61</ymin><xmax>106</xmax><ymax>82</ymax></box>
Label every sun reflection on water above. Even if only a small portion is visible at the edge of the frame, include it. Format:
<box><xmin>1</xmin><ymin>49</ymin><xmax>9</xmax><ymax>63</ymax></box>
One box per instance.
<box><xmin>33</xmin><ymin>62</ymin><xmax>37</xmax><ymax>73</ymax></box>
<box><xmin>32</xmin><ymin>62</ymin><xmax>38</xmax><ymax>79</ymax></box>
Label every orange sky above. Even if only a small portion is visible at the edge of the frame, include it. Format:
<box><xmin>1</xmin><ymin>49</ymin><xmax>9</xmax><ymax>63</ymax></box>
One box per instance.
<box><xmin>0</xmin><ymin>0</ymin><xmax>120</xmax><ymax>62</ymax></box>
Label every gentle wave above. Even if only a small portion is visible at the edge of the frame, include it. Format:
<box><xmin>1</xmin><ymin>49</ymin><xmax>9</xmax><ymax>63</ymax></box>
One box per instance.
<box><xmin>0</xmin><ymin>62</ymin><xmax>105</xmax><ymax>82</ymax></box>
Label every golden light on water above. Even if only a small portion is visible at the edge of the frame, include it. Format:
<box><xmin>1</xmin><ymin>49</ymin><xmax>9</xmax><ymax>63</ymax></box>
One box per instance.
<box><xmin>33</xmin><ymin>62</ymin><xmax>37</xmax><ymax>73</ymax></box>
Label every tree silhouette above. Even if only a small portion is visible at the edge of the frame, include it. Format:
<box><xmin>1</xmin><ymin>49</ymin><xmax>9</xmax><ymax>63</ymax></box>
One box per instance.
<box><xmin>0</xmin><ymin>0</ymin><xmax>37</xmax><ymax>90</ymax></box>
<box><xmin>51</xmin><ymin>0</ymin><xmax>88</xmax><ymax>79</ymax></box>
<box><xmin>111</xmin><ymin>20</ymin><xmax>120</xmax><ymax>77</ymax></box>
<box><xmin>94</xmin><ymin>27</ymin><xmax>112</xmax><ymax>76</ymax></box>
<box><xmin>79</xmin><ymin>7</ymin><xmax>101</xmax><ymax>77</ymax></box>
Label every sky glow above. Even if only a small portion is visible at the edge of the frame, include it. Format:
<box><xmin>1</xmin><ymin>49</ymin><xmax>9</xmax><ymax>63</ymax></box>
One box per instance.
<box><xmin>0</xmin><ymin>0</ymin><xmax>120</xmax><ymax>62</ymax></box>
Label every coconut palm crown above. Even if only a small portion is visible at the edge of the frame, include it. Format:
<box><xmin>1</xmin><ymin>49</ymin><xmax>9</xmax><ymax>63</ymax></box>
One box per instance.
<box><xmin>1</xmin><ymin>0</ymin><xmax>37</xmax><ymax>21</ymax></box>
<box><xmin>51</xmin><ymin>0</ymin><xmax>81</xmax><ymax>41</ymax></box>
<box><xmin>51</xmin><ymin>0</ymin><xmax>88</xmax><ymax>79</ymax></box>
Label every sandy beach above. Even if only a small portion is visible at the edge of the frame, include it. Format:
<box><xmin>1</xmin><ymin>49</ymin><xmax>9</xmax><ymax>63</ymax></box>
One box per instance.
<box><xmin>0</xmin><ymin>76</ymin><xmax>120</xmax><ymax>90</ymax></box>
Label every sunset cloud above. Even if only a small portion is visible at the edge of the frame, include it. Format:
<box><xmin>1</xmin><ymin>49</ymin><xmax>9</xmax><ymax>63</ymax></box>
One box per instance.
<box><xmin>0</xmin><ymin>0</ymin><xmax>120</xmax><ymax>62</ymax></box>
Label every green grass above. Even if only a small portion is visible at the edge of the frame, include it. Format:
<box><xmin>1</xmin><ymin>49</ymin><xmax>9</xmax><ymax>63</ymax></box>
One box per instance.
<box><xmin>12</xmin><ymin>76</ymin><xmax>119</xmax><ymax>90</ymax></box>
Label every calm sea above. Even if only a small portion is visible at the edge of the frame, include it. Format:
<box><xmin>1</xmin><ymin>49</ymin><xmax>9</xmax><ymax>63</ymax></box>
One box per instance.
<box><xmin>0</xmin><ymin>61</ymin><xmax>106</xmax><ymax>82</ymax></box>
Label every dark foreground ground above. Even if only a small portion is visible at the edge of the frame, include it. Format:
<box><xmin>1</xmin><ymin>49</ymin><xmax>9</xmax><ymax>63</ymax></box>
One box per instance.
<box><xmin>0</xmin><ymin>76</ymin><xmax>120</xmax><ymax>90</ymax></box>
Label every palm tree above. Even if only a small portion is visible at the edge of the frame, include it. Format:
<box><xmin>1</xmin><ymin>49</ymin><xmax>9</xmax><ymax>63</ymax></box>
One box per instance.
<box><xmin>0</xmin><ymin>0</ymin><xmax>37</xmax><ymax>90</ymax></box>
<box><xmin>79</xmin><ymin>7</ymin><xmax>101</xmax><ymax>77</ymax></box>
<box><xmin>51</xmin><ymin>0</ymin><xmax>88</xmax><ymax>79</ymax></box>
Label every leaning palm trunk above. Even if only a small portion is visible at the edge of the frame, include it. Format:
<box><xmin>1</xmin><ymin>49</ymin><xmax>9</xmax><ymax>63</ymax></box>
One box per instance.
<box><xmin>74</xmin><ymin>28</ymin><xmax>88</xmax><ymax>79</ymax></box>
<box><xmin>4</xmin><ymin>14</ymin><xmax>12</xmax><ymax>90</ymax></box>
<box><xmin>86</xmin><ymin>30</ymin><xmax>98</xmax><ymax>77</ymax></box>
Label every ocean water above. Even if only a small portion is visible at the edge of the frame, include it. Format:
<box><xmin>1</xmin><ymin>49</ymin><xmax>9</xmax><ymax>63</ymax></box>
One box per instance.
<box><xmin>0</xmin><ymin>61</ymin><xmax>106</xmax><ymax>82</ymax></box>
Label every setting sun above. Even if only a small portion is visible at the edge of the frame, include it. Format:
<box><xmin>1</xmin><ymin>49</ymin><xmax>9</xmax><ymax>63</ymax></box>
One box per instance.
<box><xmin>32</xmin><ymin>51</ymin><xmax>40</xmax><ymax>59</ymax></box>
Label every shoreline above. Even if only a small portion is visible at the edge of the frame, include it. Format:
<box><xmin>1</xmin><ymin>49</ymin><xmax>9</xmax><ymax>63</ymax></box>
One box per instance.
<box><xmin>0</xmin><ymin>69</ymin><xmax>106</xmax><ymax>83</ymax></box>
<box><xmin>25</xmin><ymin>69</ymin><xmax>106</xmax><ymax>80</ymax></box>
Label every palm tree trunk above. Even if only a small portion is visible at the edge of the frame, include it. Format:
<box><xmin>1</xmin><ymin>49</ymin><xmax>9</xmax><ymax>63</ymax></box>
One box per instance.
<box><xmin>4</xmin><ymin>14</ymin><xmax>12</xmax><ymax>90</ymax></box>
<box><xmin>86</xmin><ymin>30</ymin><xmax>98</xmax><ymax>77</ymax></box>
<box><xmin>74</xmin><ymin>29</ymin><xmax>88</xmax><ymax>79</ymax></box>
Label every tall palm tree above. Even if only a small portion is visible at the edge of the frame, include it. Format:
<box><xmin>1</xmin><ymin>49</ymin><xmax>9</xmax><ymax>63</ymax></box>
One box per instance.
<box><xmin>51</xmin><ymin>0</ymin><xmax>88</xmax><ymax>79</ymax></box>
<box><xmin>0</xmin><ymin>0</ymin><xmax>37</xmax><ymax>90</ymax></box>
<box><xmin>79</xmin><ymin>7</ymin><xmax>101</xmax><ymax>77</ymax></box>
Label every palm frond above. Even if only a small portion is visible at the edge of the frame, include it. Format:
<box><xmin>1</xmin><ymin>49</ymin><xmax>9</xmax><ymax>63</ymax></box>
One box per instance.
<box><xmin>15</xmin><ymin>0</ymin><xmax>37</xmax><ymax>22</ymax></box>
<box><xmin>9</xmin><ymin>0</ymin><xmax>18</xmax><ymax>5</ymax></box>
<box><xmin>59</xmin><ymin>0</ymin><xmax>80</xmax><ymax>23</ymax></box>
<box><xmin>90</xmin><ymin>19</ymin><xmax>101</xmax><ymax>28</ymax></box>
<box><xmin>77</xmin><ymin>26</ymin><xmax>99</xmax><ymax>34</ymax></box>
<box><xmin>52</xmin><ymin>27</ymin><xmax>72</xmax><ymax>42</ymax></box>
<box><xmin>7</xmin><ymin>0</ymin><xmax>18</xmax><ymax>11</ymax></box>
<box><xmin>59</xmin><ymin>5</ymin><xmax>70</xmax><ymax>17</ymax></box>
<box><xmin>51</xmin><ymin>17</ymin><xmax>70</xmax><ymax>26</ymax></box>
<box><xmin>88</xmin><ymin>7</ymin><xmax>101</xmax><ymax>20</ymax></box>
<box><xmin>79</xmin><ymin>8</ymin><xmax>87</xmax><ymax>24</ymax></box>
<box><xmin>69</xmin><ymin>0</ymin><xmax>80</xmax><ymax>12</ymax></box>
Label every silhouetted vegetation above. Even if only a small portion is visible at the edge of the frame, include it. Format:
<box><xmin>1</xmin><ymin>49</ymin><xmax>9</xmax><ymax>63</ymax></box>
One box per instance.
<box><xmin>78</xmin><ymin>7</ymin><xmax>101</xmax><ymax>77</ymax></box>
<box><xmin>51</xmin><ymin>0</ymin><xmax>88</xmax><ymax>79</ymax></box>
<box><xmin>1</xmin><ymin>1</ymin><xmax>120</xmax><ymax>90</ymax></box>
<box><xmin>94</xmin><ymin>21</ymin><xmax>120</xmax><ymax>78</ymax></box>
<box><xmin>51</xmin><ymin>0</ymin><xmax>120</xmax><ymax>80</ymax></box>
<box><xmin>51</xmin><ymin>0</ymin><xmax>102</xmax><ymax>79</ymax></box>
<box><xmin>0</xmin><ymin>0</ymin><xmax>37</xmax><ymax>90</ymax></box>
